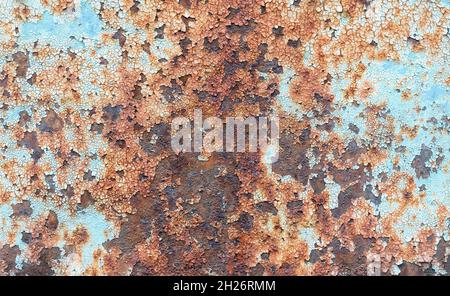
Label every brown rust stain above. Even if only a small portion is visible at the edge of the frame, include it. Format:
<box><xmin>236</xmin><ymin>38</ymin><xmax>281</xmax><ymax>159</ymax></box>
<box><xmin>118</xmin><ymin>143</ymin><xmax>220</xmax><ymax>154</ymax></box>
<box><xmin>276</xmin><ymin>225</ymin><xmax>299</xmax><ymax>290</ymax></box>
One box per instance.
<box><xmin>0</xmin><ymin>0</ymin><xmax>448</xmax><ymax>275</ymax></box>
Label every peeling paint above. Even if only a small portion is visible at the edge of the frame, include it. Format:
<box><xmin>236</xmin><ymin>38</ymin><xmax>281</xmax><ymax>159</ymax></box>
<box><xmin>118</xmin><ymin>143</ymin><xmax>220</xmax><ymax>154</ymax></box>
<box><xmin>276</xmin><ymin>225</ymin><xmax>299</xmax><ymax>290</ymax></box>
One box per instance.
<box><xmin>0</xmin><ymin>0</ymin><xmax>449</xmax><ymax>276</ymax></box>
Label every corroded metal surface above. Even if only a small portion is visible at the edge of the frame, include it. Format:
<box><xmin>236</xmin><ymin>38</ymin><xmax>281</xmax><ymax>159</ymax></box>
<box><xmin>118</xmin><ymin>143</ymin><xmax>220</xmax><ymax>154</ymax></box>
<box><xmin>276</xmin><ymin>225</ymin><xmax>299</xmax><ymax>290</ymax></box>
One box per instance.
<box><xmin>0</xmin><ymin>0</ymin><xmax>449</xmax><ymax>276</ymax></box>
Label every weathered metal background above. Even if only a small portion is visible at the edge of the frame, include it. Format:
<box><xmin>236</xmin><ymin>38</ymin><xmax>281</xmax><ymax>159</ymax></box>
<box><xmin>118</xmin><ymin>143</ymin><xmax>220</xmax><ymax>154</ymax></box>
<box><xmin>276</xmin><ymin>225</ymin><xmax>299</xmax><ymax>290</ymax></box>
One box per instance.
<box><xmin>0</xmin><ymin>0</ymin><xmax>449</xmax><ymax>275</ymax></box>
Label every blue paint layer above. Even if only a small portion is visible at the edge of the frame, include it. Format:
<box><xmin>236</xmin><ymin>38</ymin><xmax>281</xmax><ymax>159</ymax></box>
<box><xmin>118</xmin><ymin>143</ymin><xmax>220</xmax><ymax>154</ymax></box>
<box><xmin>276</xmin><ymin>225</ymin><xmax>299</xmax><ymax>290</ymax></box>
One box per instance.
<box><xmin>20</xmin><ymin>1</ymin><xmax>102</xmax><ymax>50</ymax></box>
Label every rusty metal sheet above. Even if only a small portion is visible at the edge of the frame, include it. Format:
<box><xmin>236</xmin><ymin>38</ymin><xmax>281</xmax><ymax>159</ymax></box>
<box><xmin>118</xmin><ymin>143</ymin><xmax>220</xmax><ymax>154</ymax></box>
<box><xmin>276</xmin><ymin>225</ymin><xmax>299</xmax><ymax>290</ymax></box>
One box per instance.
<box><xmin>0</xmin><ymin>0</ymin><xmax>449</xmax><ymax>276</ymax></box>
